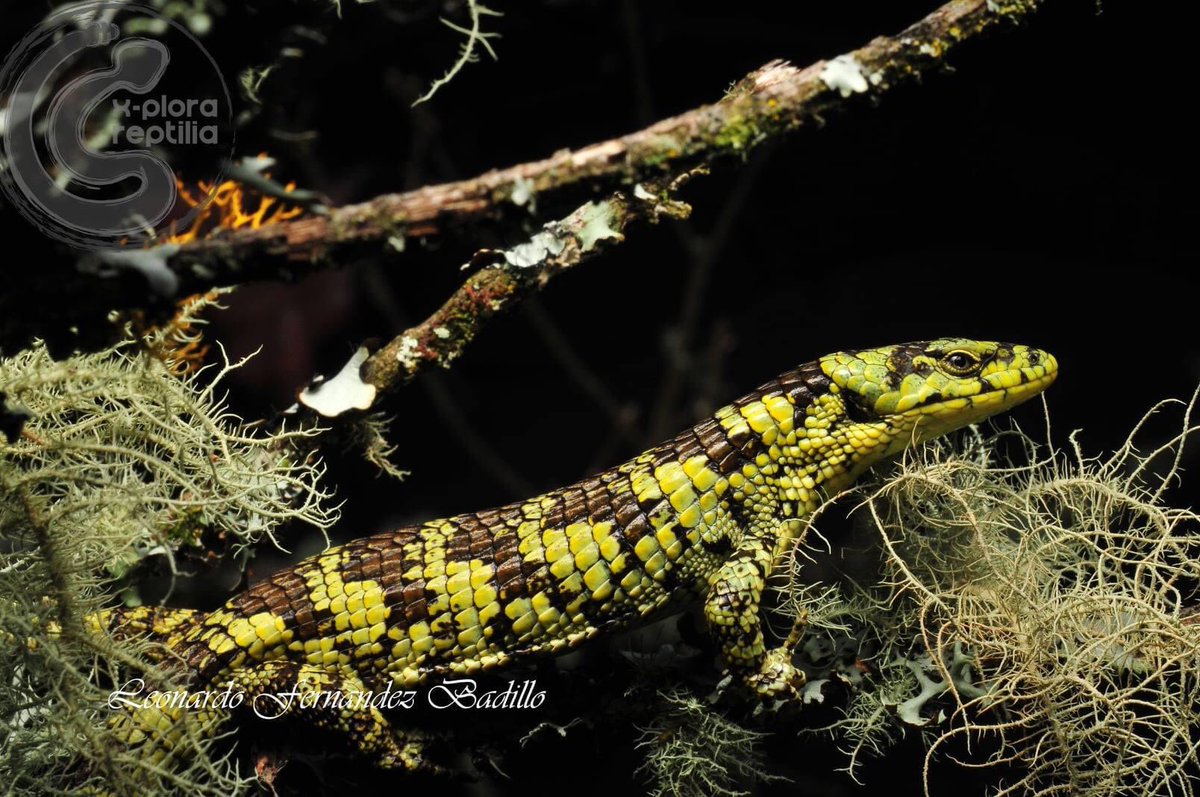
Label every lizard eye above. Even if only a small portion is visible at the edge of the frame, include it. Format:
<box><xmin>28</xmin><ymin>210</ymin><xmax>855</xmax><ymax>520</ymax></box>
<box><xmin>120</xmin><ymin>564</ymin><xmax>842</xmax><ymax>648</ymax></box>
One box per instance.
<box><xmin>941</xmin><ymin>350</ymin><xmax>981</xmax><ymax>375</ymax></box>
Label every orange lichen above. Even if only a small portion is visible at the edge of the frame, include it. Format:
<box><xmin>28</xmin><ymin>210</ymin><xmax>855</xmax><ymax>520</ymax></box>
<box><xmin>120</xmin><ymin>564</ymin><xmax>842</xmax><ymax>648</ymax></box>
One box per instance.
<box><xmin>131</xmin><ymin>290</ymin><xmax>222</xmax><ymax>377</ymax></box>
<box><xmin>165</xmin><ymin>160</ymin><xmax>305</xmax><ymax>244</ymax></box>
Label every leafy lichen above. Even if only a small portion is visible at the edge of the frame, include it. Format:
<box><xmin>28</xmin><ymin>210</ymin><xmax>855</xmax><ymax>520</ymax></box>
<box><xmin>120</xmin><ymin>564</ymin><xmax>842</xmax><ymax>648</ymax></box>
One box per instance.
<box><xmin>575</xmin><ymin>201</ymin><xmax>622</xmax><ymax>252</ymax></box>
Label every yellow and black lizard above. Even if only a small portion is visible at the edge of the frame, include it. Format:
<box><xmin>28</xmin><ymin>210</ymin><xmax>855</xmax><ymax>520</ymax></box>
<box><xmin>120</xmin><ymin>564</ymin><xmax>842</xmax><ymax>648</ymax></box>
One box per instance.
<box><xmin>94</xmin><ymin>338</ymin><xmax>1057</xmax><ymax>772</ymax></box>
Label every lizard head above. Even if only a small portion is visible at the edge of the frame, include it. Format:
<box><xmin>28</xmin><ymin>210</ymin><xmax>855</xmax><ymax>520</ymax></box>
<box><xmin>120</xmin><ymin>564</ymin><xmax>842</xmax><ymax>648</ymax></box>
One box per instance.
<box><xmin>819</xmin><ymin>338</ymin><xmax>1058</xmax><ymax>463</ymax></box>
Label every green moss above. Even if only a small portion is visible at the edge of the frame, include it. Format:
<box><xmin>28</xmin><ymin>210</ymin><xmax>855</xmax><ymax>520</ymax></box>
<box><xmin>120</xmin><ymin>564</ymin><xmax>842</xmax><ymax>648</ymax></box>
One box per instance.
<box><xmin>713</xmin><ymin>113</ymin><xmax>761</xmax><ymax>153</ymax></box>
<box><xmin>637</xmin><ymin>135</ymin><xmax>685</xmax><ymax>170</ymax></box>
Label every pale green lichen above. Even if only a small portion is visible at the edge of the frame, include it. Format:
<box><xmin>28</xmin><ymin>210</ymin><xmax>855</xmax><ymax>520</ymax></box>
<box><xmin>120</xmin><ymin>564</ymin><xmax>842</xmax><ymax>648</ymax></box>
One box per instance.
<box><xmin>636</xmin><ymin>688</ymin><xmax>783</xmax><ymax>797</ymax></box>
<box><xmin>504</xmin><ymin>230</ymin><xmax>565</xmax><ymax>267</ymax></box>
<box><xmin>510</xmin><ymin>176</ymin><xmax>536</xmax><ymax>208</ymax></box>
<box><xmin>0</xmin><ymin>308</ymin><xmax>338</xmax><ymax>795</ymax></box>
<box><xmin>123</xmin><ymin>0</ymin><xmax>214</xmax><ymax>36</ymax></box>
<box><xmin>789</xmin><ymin>398</ymin><xmax>1200</xmax><ymax>794</ymax></box>
<box><xmin>239</xmin><ymin>64</ymin><xmax>273</xmax><ymax>104</ymax></box>
<box><xmin>345</xmin><ymin>412</ymin><xmax>409</xmax><ymax>481</ymax></box>
<box><xmin>987</xmin><ymin>0</ymin><xmax>1042</xmax><ymax>18</ymax></box>
<box><xmin>411</xmin><ymin>0</ymin><xmax>502</xmax><ymax>106</ymax></box>
<box><xmin>638</xmin><ymin>135</ymin><xmax>685</xmax><ymax>168</ymax></box>
<box><xmin>395</xmin><ymin>335</ymin><xmax>422</xmax><ymax>371</ymax></box>
<box><xmin>713</xmin><ymin>114</ymin><xmax>762</xmax><ymax>153</ymax></box>
<box><xmin>0</xmin><ymin>342</ymin><xmax>337</xmax><ymax>571</ymax></box>
<box><xmin>575</xmin><ymin>201</ymin><xmax>622</xmax><ymax>252</ymax></box>
<box><xmin>819</xmin><ymin>54</ymin><xmax>870</xmax><ymax>97</ymax></box>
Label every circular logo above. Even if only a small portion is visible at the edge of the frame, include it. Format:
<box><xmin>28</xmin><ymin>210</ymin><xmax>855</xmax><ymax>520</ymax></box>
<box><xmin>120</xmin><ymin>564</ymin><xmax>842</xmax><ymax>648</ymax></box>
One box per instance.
<box><xmin>0</xmin><ymin>3</ymin><xmax>233</xmax><ymax>249</ymax></box>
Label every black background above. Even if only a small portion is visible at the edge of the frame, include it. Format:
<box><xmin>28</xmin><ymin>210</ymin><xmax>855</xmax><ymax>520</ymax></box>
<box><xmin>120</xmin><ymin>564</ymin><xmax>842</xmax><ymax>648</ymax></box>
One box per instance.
<box><xmin>3</xmin><ymin>0</ymin><xmax>1199</xmax><ymax>794</ymax></box>
<box><xmin>209</xmin><ymin>0</ymin><xmax>1200</xmax><ymax>518</ymax></box>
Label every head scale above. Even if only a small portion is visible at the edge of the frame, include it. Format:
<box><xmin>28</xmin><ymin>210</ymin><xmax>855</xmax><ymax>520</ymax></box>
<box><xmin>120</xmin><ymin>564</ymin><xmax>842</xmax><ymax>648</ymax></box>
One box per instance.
<box><xmin>820</xmin><ymin>338</ymin><xmax>1057</xmax><ymax>455</ymax></box>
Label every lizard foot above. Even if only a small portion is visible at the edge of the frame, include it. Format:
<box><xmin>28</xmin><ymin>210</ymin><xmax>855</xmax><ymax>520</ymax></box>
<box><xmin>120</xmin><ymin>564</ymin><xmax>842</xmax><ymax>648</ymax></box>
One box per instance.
<box><xmin>377</xmin><ymin>727</ymin><xmax>446</xmax><ymax>775</ymax></box>
<box><xmin>743</xmin><ymin>647</ymin><xmax>806</xmax><ymax>702</ymax></box>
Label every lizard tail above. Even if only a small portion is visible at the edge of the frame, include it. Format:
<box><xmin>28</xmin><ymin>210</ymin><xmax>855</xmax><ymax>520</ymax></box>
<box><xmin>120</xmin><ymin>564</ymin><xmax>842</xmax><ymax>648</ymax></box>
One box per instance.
<box><xmin>87</xmin><ymin>604</ymin><xmax>204</xmax><ymax>648</ymax></box>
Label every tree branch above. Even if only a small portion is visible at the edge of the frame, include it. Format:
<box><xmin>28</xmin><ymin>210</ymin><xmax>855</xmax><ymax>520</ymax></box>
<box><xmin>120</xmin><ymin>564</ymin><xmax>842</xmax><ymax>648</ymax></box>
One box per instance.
<box><xmin>150</xmin><ymin>0</ymin><xmax>1041</xmax><ymax>295</ymax></box>
<box><xmin>293</xmin><ymin>181</ymin><xmax>690</xmax><ymax>416</ymax></box>
<box><xmin>358</xmin><ymin>183</ymin><xmax>692</xmax><ymax>397</ymax></box>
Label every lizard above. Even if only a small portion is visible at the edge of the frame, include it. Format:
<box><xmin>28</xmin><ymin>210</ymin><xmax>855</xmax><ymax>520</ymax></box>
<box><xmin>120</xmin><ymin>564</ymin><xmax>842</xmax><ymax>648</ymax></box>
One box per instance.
<box><xmin>93</xmin><ymin>338</ymin><xmax>1057</xmax><ymax>774</ymax></box>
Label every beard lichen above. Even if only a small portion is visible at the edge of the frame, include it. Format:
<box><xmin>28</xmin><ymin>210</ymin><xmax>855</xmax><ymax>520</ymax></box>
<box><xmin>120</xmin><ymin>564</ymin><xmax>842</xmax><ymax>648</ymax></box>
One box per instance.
<box><xmin>790</xmin><ymin>398</ymin><xmax>1200</xmax><ymax>795</ymax></box>
<box><xmin>640</xmin><ymin>396</ymin><xmax>1200</xmax><ymax>796</ymax></box>
<box><xmin>0</xmin><ymin>317</ymin><xmax>338</xmax><ymax>795</ymax></box>
<box><xmin>636</xmin><ymin>687</ymin><xmax>784</xmax><ymax>797</ymax></box>
<box><xmin>6</xmin><ymin>320</ymin><xmax>1200</xmax><ymax>797</ymax></box>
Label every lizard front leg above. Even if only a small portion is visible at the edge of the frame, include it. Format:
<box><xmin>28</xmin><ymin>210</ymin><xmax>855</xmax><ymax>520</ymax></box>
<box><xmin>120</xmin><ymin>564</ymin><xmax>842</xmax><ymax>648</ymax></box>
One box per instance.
<box><xmin>703</xmin><ymin>526</ymin><xmax>805</xmax><ymax>701</ymax></box>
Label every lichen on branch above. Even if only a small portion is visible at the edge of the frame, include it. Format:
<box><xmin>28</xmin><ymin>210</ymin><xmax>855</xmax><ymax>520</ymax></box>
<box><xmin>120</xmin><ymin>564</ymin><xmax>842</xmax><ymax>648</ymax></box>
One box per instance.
<box><xmin>131</xmin><ymin>0</ymin><xmax>1042</xmax><ymax>302</ymax></box>
<box><xmin>359</xmin><ymin>184</ymin><xmax>691</xmax><ymax>398</ymax></box>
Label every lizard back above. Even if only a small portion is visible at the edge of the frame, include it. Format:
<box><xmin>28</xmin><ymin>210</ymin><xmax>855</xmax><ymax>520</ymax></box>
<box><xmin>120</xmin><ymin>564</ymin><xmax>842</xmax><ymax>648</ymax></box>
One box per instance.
<box><xmin>176</xmin><ymin>361</ymin><xmax>837</xmax><ymax>688</ymax></box>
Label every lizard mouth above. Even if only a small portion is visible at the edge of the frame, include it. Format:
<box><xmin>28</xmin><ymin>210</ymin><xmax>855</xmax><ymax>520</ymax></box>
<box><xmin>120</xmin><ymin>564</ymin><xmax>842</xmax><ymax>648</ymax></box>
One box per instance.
<box><xmin>978</xmin><ymin>352</ymin><xmax>1060</xmax><ymax>409</ymax></box>
<box><xmin>914</xmin><ymin>356</ymin><xmax>1058</xmax><ymax>435</ymax></box>
<box><xmin>845</xmin><ymin>354</ymin><xmax>1059</xmax><ymax>467</ymax></box>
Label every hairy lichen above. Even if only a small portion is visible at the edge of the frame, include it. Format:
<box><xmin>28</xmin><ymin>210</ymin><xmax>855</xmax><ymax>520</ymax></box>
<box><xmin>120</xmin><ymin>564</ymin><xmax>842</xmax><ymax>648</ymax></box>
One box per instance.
<box><xmin>0</xmin><ymin>307</ymin><xmax>338</xmax><ymax>794</ymax></box>
<box><xmin>411</xmin><ymin>0</ymin><xmax>502</xmax><ymax>106</ymax></box>
<box><xmin>636</xmin><ymin>688</ymin><xmax>782</xmax><ymax>797</ymax></box>
<box><xmin>344</xmin><ymin>412</ymin><xmax>409</xmax><ymax>481</ymax></box>
<box><xmin>790</xmin><ymin>399</ymin><xmax>1200</xmax><ymax>795</ymax></box>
